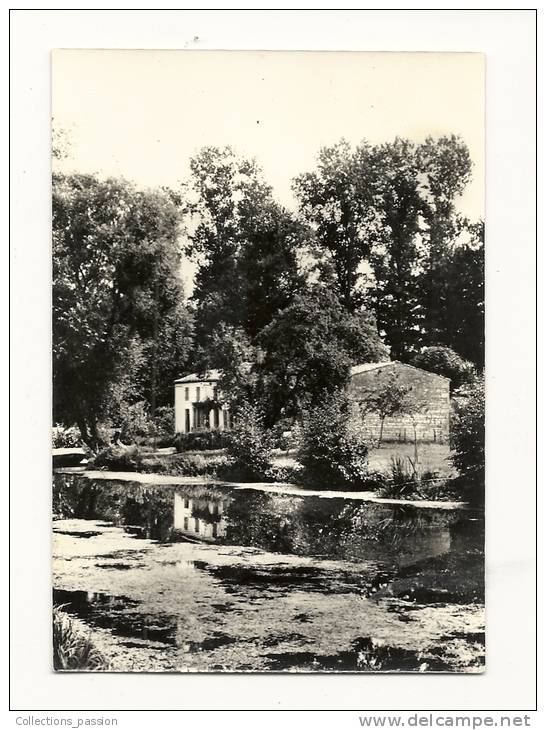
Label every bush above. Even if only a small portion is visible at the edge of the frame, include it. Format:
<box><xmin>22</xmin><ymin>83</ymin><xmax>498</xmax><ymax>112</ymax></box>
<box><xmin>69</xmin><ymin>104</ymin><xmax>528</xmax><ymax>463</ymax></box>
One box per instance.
<box><xmin>450</xmin><ymin>377</ymin><xmax>485</xmax><ymax>499</ymax></box>
<box><xmin>411</xmin><ymin>346</ymin><xmax>476</xmax><ymax>391</ymax></box>
<box><xmin>118</xmin><ymin>401</ymin><xmax>154</xmax><ymax>443</ymax></box>
<box><xmin>298</xmin><ymin>394</ymin><xmax>370</xmax><ymax>488</ymax></box>
<box><xmin>174</xmin><ymin>430</ymin><xmax>228</xmax><ymax>452</ymax></box>
<box><xmin>142</xmin><ymin>453</ymin><xmax>230</xmax><ymax>477</ymax></box>
<box><xmin>152</xmin><ymin>406</ymin><xmax>175</xmax><ymax>437</ymax></box>
<box><xmin>53</xmin><ymin>607</ymin><xmax>108</xmax><ymax>671</ymax></box>
<box><xmin>378</xmin><ymin>457</ymin><xmax>448</xmax><ymax>500</ymax></box>
<box><xmin>52</xmin><ymin>425</ymin><xmax>82</xmax><ymax>449</ymax></box>
<box><xmin>224</xmin><ymin>403</ymin><xmax>275</xmax><ymax>480</ymax></box>
<box><xmin>90</xmin><ymin>444</ymin><xmax>145</xmax><ymax>472</ymax></box>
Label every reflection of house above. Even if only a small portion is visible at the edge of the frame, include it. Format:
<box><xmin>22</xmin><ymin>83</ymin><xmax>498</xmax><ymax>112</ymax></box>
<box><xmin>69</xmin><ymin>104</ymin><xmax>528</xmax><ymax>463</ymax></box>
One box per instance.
<box><xmin>348</xmin><ymin>362</ymin><xmax>450</xmax><ymax>443</ymax></box>
<box><xmin>173</xmin><ymin>492</ymin><xmax>230</xmax><ymax>542</ymax></box>
<box><xmin>174</xmin><ymin>370</ymin><xmax>232</xmax><ymax>434</ymax></box>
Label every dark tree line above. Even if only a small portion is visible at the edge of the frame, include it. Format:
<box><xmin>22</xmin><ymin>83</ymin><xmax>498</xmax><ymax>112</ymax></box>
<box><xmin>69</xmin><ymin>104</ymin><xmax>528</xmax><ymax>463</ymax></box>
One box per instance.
<box><xmin>53</xmin><ymin>136</ymin><xmax>484</xmax><ymax>443</ymax></box>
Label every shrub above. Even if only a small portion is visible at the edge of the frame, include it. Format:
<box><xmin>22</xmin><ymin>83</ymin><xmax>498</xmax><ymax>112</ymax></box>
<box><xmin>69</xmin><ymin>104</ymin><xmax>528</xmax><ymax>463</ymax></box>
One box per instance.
<box><xmin>298</xmin><ymin>394</ymin><xmax>370</xmax><ymax>488</ymax></box>
<box><xmin>152</xmin><ymin>406</ymin><xmax>175</xmax><ymax>437</ymax></box>
<box><xmin>52</xmin><ymin>425</ymin><xmax>82</xmax><ymax>449</ymax></box>
<box><xmin>378</xmin><ymin>457</ymin><xmax>448</xmax><ymax>500</ymax></box>
<box><xmin>90</xmin><ymin>444</ymin><xmax>145</xmax><ymax>472</ymax></box>
<box><xmin>118</xmin><ymin>401</ymin><xmax>155</xmax><ymax>443</ymax></box>
<box><xmin>174</xmin><ymin>430</ymin><xmax>228</xmax><ymax>452</ymax></box>
<box><xmin>224</xmin><ymin>402</ymin><xmax>275</xmax><ymax>480</ymax></box>
<box><xmin>142</xmin><ymin>453</ymin><xmax>230</xmax><ymax>477</ymax></box>
<box><xmin>450</xmin><ymin>377</ymin><xmax>485</xmax><ymax>500</ymax></box>
<box><xmin>53</xmin><ymin>607</ymin><xmax>108</xmax><ymax>671</ymax></box>
<box><xmin>411</xmin><ymin>346</ymin><xmax>476</xmax><ymax>391</ymax></box>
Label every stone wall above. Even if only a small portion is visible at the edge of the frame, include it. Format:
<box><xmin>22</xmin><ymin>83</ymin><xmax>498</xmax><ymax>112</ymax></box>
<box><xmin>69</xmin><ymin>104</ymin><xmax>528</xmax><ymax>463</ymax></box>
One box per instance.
<box><xmin>348</xmin><ymin>363</ymin><xmax>450</xmax><ymax>443</ymax></box>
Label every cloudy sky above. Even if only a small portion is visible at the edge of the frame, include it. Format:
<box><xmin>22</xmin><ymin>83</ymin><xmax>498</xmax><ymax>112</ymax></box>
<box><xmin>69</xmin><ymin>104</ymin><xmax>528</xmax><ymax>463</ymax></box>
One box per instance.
<box><xmin>53</xmin><ymin>49</ymin><xmax>484</xmax><ymax>222</ymax></box>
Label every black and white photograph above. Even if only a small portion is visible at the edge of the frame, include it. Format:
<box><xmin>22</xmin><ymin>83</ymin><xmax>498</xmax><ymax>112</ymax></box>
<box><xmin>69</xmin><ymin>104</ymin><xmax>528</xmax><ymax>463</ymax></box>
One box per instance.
<box><xmin>50</xmin><ymin>49</ymin><xmax>487</xmax><ymax>674</ymax></box>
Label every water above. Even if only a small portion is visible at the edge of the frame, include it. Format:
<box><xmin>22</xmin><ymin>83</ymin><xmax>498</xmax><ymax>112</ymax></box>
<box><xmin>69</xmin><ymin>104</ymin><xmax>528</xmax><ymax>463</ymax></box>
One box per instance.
<box><xmin>52</xmin><ymin>473</ymin><xmax>485</xmax><ymax>672</ymax></box>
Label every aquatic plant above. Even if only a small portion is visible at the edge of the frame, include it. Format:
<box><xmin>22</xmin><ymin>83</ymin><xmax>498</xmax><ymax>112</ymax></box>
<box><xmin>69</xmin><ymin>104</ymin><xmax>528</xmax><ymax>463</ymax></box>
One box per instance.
<box><xmin>53</xmin><ymin>606</ymin><xmax>109</xmax><ymax>671</ymax></box>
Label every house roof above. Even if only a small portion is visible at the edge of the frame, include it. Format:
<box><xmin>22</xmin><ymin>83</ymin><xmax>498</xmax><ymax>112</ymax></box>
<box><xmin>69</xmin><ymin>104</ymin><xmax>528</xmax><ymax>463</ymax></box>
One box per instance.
<box><xmin>175</xmin><ymin>369</ymin><xmax>223</xmax><ymax>384</ymax></box>
<box><xmin>350</xmin><ymin>361</ymin><xmax>450</xmax><ymax>381</ymax></box>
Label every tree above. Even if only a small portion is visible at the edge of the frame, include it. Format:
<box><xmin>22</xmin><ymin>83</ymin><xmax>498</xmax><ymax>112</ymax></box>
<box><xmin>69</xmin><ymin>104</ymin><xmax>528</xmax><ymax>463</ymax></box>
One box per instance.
<box><xmin>294</xmin><ymin>135</ymin><xmax>476</xmax><ymax>362</ymax></box>
<box><xmin>53</xmin><ymin>173</ymin><xmax>183</xmax><ymax>445</ymax></box>
<box><xmin>418</xmin><ymin>219</ymin><xmax>484</xmax><ymax>368</ymax></box>
<box><xmin>450</xmin><ymin>377</ymin><xmax>485</xmax><ymax>494</ymax></box>
<box><xmin>185</xmin><ymin>146</ymin><xmax>307</xmax><ymax>342</ymax></box>
<box><xmin>358</xmin><ymin>371</ymin><xmax>415</xmax><ymax>446</ymax></box>
<box><xmin>257</xmin><ymin>287</ymin><xmax>388</xmax><ymax>424</ymax></box>
<box><xmin>298</xmin><ymin>393</ymin><xmax>370</xmax><ymax>488</ymax></box>
<box><xmin>410</xmin><ymin>346</ymin><xmax>476</xmax><ymax>391</ymax></box>
<box><xmin>293</xmin><ymin>140</ymin><xmax>379</xmax><ymax>311</ymax></box>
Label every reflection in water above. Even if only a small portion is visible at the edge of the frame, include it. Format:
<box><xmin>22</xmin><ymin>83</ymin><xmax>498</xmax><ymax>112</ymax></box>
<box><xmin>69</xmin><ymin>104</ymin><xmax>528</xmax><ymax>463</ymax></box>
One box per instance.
<box><xmin>52</xmin><ymin>474</ymin><xmax>485</xmax><ymax>672</ymax></box>
<box><xmin>173</xmin><ymin>493</ymin><xmax>231</xmax><ymax>542</ymax></box>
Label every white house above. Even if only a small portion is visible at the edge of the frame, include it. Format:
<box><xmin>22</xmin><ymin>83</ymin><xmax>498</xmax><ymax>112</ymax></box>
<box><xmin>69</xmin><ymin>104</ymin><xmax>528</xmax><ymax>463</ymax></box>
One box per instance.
<box><xmin>174</xmin><ymin>369</ymin><xmax>231</xmax><ymax>434</ymax></box>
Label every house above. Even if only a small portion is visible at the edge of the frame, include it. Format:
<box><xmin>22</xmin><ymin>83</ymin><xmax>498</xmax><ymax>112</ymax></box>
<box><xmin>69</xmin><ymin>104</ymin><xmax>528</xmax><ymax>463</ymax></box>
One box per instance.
<box><xmin>174</xmin><ymin>361</ymin><xmax>450</xmax><ymax>443</ymax></box>
<box><xmin>348</xmin><ymin>361</ymin><xmax>450</xmax><ymax>443</ymax></box>
<box><xmin>174</xmin><ymin>370</ymin><xmax>231</xmax><ymax>434</ymax></box>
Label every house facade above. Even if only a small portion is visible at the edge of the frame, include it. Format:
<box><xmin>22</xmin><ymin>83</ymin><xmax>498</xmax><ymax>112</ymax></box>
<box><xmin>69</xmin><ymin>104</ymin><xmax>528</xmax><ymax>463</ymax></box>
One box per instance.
<box><xmin>174</xmin><ymin>370</ymin><xmax>231</xmax><ymax>434</ymax></box>
<box><xmin>348</xmin><ymin>361</ymin><xmax>450</xmax><ymax>443</ymax></box>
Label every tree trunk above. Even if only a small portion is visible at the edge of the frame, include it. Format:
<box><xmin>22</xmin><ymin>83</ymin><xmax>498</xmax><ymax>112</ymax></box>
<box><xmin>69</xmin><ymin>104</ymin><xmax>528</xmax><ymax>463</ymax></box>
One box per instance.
<box><xmin>412</xmin><ymin>419</ymin><xmax>419</xmax><ymax>464</ymax></box>
<box><xmin>378</xmin><ymin>416</ymin><xmax>385</xmax><ymax>446</ymax></box>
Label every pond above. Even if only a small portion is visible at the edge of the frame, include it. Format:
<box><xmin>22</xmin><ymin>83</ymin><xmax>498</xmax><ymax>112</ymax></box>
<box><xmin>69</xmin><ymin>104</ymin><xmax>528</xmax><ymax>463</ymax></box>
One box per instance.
<box><xmin>52</xmin><ymin>473</ymin><xmax>485</xmax><ymax>673</ymax></box>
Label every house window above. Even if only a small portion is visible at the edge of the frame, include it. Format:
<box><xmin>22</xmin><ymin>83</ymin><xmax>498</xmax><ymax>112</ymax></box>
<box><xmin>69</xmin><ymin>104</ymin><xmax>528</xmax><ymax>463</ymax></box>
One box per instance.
<box><xmin>223</xmin><ymin>410</ymin><xmax>228</xmax><ymax>428</ymax></box>
<box><xmin>184</xmin><ymin>497</ymin><xmax>189</xmax><ymax>508</ymax></box>
<box><xmin>183</xmin><ymin>517</ymin><xmax>189</xmax><ymax>530</ymax></box>
<box><xmin>185</xmin><ymin>409</ymin><xmax>190</xmax><ymax>432</ymax></box>
<box><xmin>196</xmin><ymin>386</ymin><xmax>201</xmax><ymax>402</ymax></box>
<box><xmin>195</xmin><ymin>518</ymin><xmax>200</xmax><ymax>534</ymax></box>
<box><xmin>184</xmin><ymin>387</ymin><xmax>189</xmax><ymax>401</ymax></box>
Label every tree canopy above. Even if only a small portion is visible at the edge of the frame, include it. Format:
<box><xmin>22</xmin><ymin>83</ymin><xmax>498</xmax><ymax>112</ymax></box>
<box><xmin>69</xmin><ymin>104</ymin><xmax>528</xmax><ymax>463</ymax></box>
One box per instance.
<box><xmin>53</xmin><ymin>172</ymin><xmax>188</xmax><ymax>443</ymax></box>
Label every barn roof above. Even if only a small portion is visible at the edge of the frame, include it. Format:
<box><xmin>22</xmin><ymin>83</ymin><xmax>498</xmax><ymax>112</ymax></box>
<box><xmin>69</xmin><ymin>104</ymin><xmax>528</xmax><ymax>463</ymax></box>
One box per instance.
<box><xmin>175</xmin><ymin>369</ymin><xmax>223</xmax><ymax>384</ymax></box>
<box><xmin>350</xmin><ymin>361</ymin><xmax>450</xmax><ymax>381</ymax></box>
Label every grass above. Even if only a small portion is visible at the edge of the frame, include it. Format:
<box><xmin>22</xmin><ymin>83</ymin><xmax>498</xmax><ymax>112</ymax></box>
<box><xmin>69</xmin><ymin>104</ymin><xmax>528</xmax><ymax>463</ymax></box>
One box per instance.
<box><xmin>367</xmin><ymin>442</ymin><xmax>455</xmax><ymax>478</ymax></box>
<box><xmin>53</xmin><ymin>606</ymin><xmax>109</xmax><ymax>671</ymax></box>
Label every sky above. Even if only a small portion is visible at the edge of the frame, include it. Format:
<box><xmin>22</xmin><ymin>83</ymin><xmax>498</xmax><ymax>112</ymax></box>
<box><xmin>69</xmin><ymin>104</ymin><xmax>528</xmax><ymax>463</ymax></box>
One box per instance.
<box><xmin>52</xmin><ymin>49</ymin><xmax>485</xmax><ymax>221</ymax></box>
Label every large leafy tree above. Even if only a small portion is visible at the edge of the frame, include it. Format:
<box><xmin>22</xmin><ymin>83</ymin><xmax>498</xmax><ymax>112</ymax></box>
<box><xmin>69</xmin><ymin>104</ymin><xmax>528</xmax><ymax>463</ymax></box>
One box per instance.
<box><xmin>293</xmin><ymin>140</ymin><xmax>379</xmax><ymax>311</ymax></box>
<box><xmin>294</xmin><ymin>135</ymin><xmax>477</xmax><ymax>362</ymax></box>
<box><xmin>53</xmin><ymin>173</ymin><xmax>184</xmax><ymax>444</ymax></box>
<box><xmin>257</xmin><ymin>287</ymin><xmax>388</xmax><ymax>424</ymax></box>
<box><xmin>185</xmin><ymin>146</ymin><xmax>307</xmax><ymax>342</ymax></box>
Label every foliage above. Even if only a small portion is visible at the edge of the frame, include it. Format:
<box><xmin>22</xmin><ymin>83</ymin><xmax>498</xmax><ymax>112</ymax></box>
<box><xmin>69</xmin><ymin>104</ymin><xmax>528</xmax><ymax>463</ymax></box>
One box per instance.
<box><xmin>295</xmin><ymin>135</ymin><xmax>475</xmax><ymax>361</ymax></box>
<box><xmin>293</xmin><ymin>140</ymin><xmax>379</xmax><ymax>310</ymax></box>
<box><xmin>257</xmin><ymin>287</ymin><xmax>388</xmax><ymax>424</ymax></box>
<box><xmin>224</xmin><ymin>402</ymin><xmax>275</xmax><ymax>479</ymax></box>
<box><xmin>411</xmin><ymin>346</ymin><xmax>476</xmax><ymax>391</ymax></box>
<box><xmin>419</xmin><ymin>220</ymin><xmax>484</xmax><ymax>368</ymax></box>
<box><xmin>90</xmin><ymin>445</ymin><xmax>145</xmax><ymax>472</ymax></box>
<box><xmin>53</xmin><ymin>607</ymin><xmax>108</xmax><ymax>671</ymax></box>
<box><xmin>450</xmin><ymin>377</ymin><xmax>485</xmax><ymax>493</ymax></box>
<box><xmin>143</xmin><ymin>452</ymin><xmax>230</xmax><ymax>477</ymax></box>
<box><xmin>174</xmin><ymin>430</ymin><xmax>228</xmax><ymax>452</ymax></box>
<box><xmin>194</xmin><ymin>323</ymin><xmax>259</xmax><ymax>410</ymax></box>
<box><xmin>153</xmin><ymin>406</ymin><xmax>176</xmax><ymax>437</ymax></box>
<box><xmin>52</xmin><ymin>172</ymin><xmax>183</xmax><ymax>445</ymax></box>
<box><xmin>358</xmin><ymin>370</ymin><xmax>417</xmax><ymax>445</ymax></box>
<box><xmin>377</xmin><ymin>457</ymin><xmax>450</xmax><ymax>501</ymax></box>
<box><xmin>298</xmin><ymin>393</ymin><xmax>370</xmax><ymax>488</ymax></box>
<box><xmin>52</xmin><ymin>425</ymin><xmax>82</xmax><ymax>449</ymax></box>
<box><xmin>185</xmin><ymin>147</ymin><xmax>307</xmax><ymax>342</ymax></box>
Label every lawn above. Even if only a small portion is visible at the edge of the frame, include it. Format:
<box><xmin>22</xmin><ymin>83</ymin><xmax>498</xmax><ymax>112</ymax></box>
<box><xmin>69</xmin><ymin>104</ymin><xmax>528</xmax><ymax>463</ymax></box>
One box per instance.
<box><xmin>271</xmin><ymin>442</ymin><xmax>455</xmax><ymax>478</ymax></box>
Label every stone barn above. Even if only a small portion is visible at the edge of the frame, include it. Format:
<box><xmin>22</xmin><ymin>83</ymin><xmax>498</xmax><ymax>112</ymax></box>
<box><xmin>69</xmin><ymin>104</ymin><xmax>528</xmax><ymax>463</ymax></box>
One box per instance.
<box><xmin>348</xmin><ymin>362</ymin><xmax>450</xmax><ymax>444</ymax></box>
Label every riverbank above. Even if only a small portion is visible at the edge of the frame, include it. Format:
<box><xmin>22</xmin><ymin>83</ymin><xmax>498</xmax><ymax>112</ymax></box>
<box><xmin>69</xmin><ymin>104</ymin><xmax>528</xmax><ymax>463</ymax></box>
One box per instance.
<box><xmin>54</xmin><ymin>467</ymin><xmax>469</xmax><ymax>509</ymax></box>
